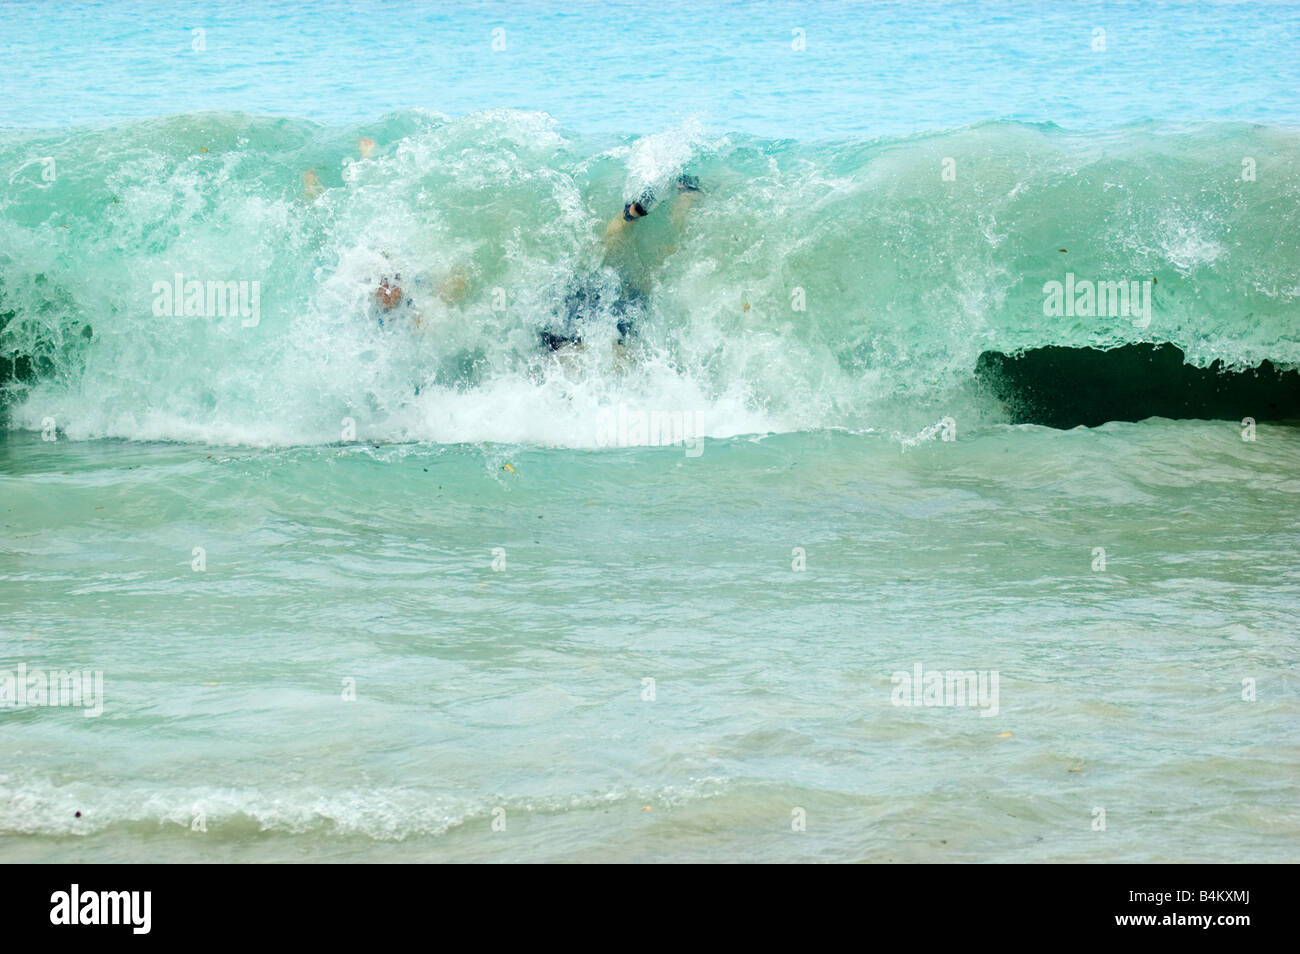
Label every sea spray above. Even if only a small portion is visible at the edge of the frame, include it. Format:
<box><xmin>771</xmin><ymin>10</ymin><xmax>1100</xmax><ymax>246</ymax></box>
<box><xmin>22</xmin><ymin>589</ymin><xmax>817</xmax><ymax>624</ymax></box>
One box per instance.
<box><xmin>2</xmin><ymin>112</ymin><xmax>1297</xmax><ymax>445</ymax></box>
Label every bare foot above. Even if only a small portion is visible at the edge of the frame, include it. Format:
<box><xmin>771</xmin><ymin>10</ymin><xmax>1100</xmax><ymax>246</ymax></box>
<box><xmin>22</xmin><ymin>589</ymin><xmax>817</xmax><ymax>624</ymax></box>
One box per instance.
<box><xmin>358</xmin><ymin>138</ymin><xmax>376</xmax><ymax>159</ymax></box>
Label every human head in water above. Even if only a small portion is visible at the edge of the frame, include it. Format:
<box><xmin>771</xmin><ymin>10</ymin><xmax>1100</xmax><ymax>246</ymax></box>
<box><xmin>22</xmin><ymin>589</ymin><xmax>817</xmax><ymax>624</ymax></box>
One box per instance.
<box><xmin>623</xmin><ymin>175</ymin><xmax>701</xmax><ymax>220</ymax></box>
<box><xmin>623</xmin><ymin>187</ymin><xmax>656</xmax><ymax>221</ymax></box>
<box><xmin>375</xmin><ymin>274</ymin><xmax>403</xmax><ymax>310</ymax></box>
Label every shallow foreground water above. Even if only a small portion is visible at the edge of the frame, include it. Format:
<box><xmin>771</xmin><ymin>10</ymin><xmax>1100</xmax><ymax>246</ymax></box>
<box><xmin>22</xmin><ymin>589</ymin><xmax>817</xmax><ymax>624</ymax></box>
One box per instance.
<box><xmin>3</xmin><ymin>422</ymin><xmax>1297</xmax><ymax>862</ymax></box>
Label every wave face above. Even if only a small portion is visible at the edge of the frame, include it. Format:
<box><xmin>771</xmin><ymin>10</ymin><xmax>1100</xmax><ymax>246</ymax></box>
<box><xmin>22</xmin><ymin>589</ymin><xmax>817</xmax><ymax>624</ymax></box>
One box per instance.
<box><xmin>2</xmin><ymin>111</ymin><xmax>1298</xmax><ymax>445</ymax></box>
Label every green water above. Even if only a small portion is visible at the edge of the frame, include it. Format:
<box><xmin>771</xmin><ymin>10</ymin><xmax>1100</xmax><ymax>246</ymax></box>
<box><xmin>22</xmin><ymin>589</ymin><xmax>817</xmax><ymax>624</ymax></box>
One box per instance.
<box><xmin>3</xmin><ymin>116</ymin><xmax>1299</xmax><ymax>447</ymax></box>
<box><xmin>3</xmin><ymin>422</ymin><xmax>1297</xmax><ymax>862</ymax></box>
<box><xmin>3</xmin><ymin>98</ymin><xmax>1299</xmax><ymax>864</ymax></box>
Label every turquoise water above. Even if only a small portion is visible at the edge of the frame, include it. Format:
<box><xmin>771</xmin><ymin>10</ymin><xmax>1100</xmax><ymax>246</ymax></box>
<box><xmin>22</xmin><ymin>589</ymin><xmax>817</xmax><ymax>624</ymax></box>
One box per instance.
<box><xmin>2</xmin><ymin>1</ymin><xmax>1299</xmax><ymax>862</ymax></box>
<box><xmin>3</xmin><ymin>426</ymin><xmax>1298</xmax><ymax>861</ymax></box>
<box><xmin>3</xmin><ymin>0</ymin><xmax>1300</xmax><ymax>135</ymax></box>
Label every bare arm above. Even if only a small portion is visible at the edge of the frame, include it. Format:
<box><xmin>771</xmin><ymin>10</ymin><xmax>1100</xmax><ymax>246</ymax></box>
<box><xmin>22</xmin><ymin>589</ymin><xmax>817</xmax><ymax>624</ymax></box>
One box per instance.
<box><xmin>671</xmin><ymin>190</ymin><xmax>698</xmax><ymax>231</ymax></box>
<box><xmin>602</xmin><ymin>211</ymin><xmax>632</xmax><ymax>253</ymax></box>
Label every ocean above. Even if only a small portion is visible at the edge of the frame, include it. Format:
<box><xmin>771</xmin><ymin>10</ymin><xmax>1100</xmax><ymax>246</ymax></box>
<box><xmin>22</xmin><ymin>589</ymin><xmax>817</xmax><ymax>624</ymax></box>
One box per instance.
<box><xmin>1</xmin><ymin>0</ymin><xmax>1298</xmax><ymax>862</ymax></box>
